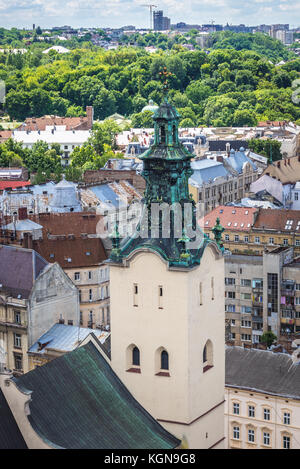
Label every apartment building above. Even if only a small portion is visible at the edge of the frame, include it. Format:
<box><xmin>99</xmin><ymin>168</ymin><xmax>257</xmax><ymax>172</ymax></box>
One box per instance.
<box><xmin>225</xmin><ymin>247</ymin><xmax>300</xmax><ymax>346</ymax></box>
<box><xmin>203</xmin><ymin>206</ymin><xmax>300</xmax><ymax>257</ymax></box>
<box><xmin>189</xmin><ymin>149</ymin><xmax>259</xmax><ymax>214</ymax></box>
<box><xmin>226</xmin><ymin>347</ymin><xmax>300</xmax><ymax>449</ymax></box>
<box><xmin>0</xmin><ymin>245</ymin><xmax>79</xmax><ymax>374</ymax></box>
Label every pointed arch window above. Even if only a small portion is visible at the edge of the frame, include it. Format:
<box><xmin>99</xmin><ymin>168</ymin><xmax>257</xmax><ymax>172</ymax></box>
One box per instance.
<box><xmin>203</xmin><ymin>340</ymin><xmax>213</xmax><ymax>373</ymax></box>
<box><xmin>155</xmin><ymin>347</ymin><xmax>170</xmax><ymax>377</ymax></box>
<box><xmin>161</xmin><ymin>350</ymin><xmax>169</xmax><ymax>370</ymax></box>
<box><xmin>132</xmin><ymin>346</ymin><xmax>140</xmax><ymax>366</ymax></box>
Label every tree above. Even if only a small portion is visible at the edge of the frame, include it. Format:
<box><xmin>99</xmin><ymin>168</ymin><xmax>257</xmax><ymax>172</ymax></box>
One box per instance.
<box><xmin>248</xmin><ymin>138</ymin><xmax>282</xmax><ymax>162</ymax></box>
<box><xmin>233</xmin><ymin>109</ymin><xmax>258</xmax><ymax>127</ymax></box>
<box><xmin>261</xmin><ymin>331</ymin><xmax>277</xmax><ymax>348</ymax></box>
<box><xmin>131</xmin><ymin>111</ymin><xmax>153</xmax><ymax>128</ymax></box>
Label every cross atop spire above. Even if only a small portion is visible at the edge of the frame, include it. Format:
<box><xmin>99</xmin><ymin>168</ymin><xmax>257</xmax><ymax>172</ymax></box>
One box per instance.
<box><xmin>158</xmin><ymin>67</ymin><xmax>173</xmax><ymax>100</ymax></box>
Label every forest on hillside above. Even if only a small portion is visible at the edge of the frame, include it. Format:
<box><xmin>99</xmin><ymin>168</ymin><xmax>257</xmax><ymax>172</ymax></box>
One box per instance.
<box><xmin>0</xmin><ymin>31</ymin><xmax>299</xmax><ymax>128</ymax></box>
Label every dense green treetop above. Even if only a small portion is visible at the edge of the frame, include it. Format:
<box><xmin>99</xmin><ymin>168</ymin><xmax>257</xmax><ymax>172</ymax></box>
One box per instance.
<box><xmin>0</xmin><ymin>31</ymin><xmax>299</xmax><ymax>129</ymax></box>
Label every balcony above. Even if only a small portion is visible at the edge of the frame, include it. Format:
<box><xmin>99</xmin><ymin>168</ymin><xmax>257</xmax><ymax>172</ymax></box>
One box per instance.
<box><xmin>252</xmin><ymin>316</ymin><xmax>263</xmax><ymax>324</ymax></box>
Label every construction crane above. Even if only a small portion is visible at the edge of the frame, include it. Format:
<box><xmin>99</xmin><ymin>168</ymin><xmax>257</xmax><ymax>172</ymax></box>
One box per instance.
<box><xmin>142</xmin><ymin>4</ymin><xmax>157</xmax><ymax>30</ymax></box>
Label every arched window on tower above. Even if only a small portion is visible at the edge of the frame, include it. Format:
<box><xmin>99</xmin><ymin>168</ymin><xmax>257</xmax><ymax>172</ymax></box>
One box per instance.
<box><xmin>160</xmin><ymin>125</ymin><xmax>166</xmax><ymax>145</ymax></box>
<box><xmin>172</xmin><ymin>125</ymin><xmax>176</xmax><ymax>145</ymax></box>
<box><xmin>161</xmin><ymin>350</ymin><xmax>169</xmax><ymax>370</ymax></box>
<box><xmin>132</xmin><ymin>346</ymin><xmax>140</xmax><ymax>366</ymax></box>
<box><xmin>155</xmin><ymin>347</ymin><xmax>170</xmax><ymax>377</ymax></box>
<box><xmin>203</xmin><ymin>340</ymin><xmax>213</xmax><ymax>373</ymax></box>
<box><xmin>126</xmin><ymin>344</ymin><xmax>141</xmax><ymax>373</ymax></box>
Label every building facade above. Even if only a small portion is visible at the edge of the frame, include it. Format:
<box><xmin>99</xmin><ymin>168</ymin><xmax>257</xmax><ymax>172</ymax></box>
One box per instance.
<box><xmin>0</xmin><ymin>245</ymin><xmax>79</xmax><ymax>374</ymax></box>
<box><xmin>225</xmin><ymin>347</ymin><xmax>300</xmax><ymax>449</ymax></box>
<box><xmin>224</xmin><ymin>247</ymin><xmax>300</xmax><ymax>346</ymax></box>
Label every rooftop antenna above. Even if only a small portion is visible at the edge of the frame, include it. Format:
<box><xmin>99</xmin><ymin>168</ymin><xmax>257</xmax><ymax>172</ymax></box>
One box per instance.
<box><xmin>142</xmin><ymin>4</ymin><xmax>157</xmax><ymax>30</ymax></box>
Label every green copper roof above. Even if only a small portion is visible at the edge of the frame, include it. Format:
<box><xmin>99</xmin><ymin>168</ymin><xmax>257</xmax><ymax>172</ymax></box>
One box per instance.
<box><xmin>0</xmin><ymin>388</ymin><xmax>27</xmax><ymax>449</ymax></box>
<box><xmin>14</xmin><ymin>341</ymin><xmax>180</xmax><ymax>449</ymax></box>
<box><xmin>153</xmin><ymin>98</ymin><xmax>180</xmax><ymax>120</ymax></box>
<box><xmin>110</xmin><ymin>92</ymin><xmax>220</xmax><ymax>268</ymax></box>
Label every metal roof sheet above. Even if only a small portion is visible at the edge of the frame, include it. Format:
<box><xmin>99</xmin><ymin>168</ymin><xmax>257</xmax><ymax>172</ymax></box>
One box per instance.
<box><xmin>14</xmin><ymin>341</ymin><xmax>180</xmax><ymax>449</ymax></box>
<box><xmin>28</xmin><ymin>323</ymin><xmax>110</xmax><ymax>354</ymax></box>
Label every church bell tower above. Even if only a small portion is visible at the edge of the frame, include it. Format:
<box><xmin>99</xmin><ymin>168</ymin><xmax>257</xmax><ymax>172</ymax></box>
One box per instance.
<box><xmin>109</xmin><ymin>86</ymin><xmax>225</xmax><ymax>449</ymax></box>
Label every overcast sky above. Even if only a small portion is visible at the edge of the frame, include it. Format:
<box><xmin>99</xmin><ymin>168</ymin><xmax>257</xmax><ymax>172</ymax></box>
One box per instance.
<box><xmin>0</xmin><ymin>0</ymin><xmax>299</xmax><ymax>29</ymax></box>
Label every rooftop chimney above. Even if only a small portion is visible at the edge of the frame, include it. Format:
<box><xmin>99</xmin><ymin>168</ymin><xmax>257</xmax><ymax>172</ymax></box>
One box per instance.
<box><xmin>18</xmin><ymin>207</ymin><xmax>27</xmax><ymax>220</ymax></box>
<box><xmin>86</xmin><ymin>106</ymin><xmax>94</xmax><ymax>129</ymax></box>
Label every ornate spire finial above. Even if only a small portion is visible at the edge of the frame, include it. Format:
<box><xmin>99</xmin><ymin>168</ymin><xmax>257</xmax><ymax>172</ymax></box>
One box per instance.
<box><xmin>212</xmin><ymin>217</ymin><xmax>225</xmax><ymax>251</ymax></box>
<box><xmin>158</xmin><ymin>67</ymin><xmax>173</xmax><ymax>100</ymax></box>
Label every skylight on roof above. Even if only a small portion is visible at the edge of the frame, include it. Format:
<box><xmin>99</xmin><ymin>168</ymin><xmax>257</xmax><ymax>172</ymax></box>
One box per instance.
<box><xmin>245</xmin><ymin>211</ymin><xmax>249</xmax><ymax>215</ymax></box>
<box><xmin>228</xmin><ymin>222</ymin><xmax>231</xmax><ymax>226</ymax></box>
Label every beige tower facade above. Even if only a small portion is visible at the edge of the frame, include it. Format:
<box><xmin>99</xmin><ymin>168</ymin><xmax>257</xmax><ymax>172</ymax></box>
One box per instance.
<box><xmin>108</xmin><ymin>93</ymin><xmax>226</xmax><ymax>449</ymax></box>
<box><xmin>110</xmin><ymin>245</ymin><xmax>225</xmax><ymax>449</ymax></box>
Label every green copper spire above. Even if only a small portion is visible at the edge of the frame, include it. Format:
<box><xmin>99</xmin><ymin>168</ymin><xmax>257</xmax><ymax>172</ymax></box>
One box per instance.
<box><xmin>212</xmin><ymin>218</ymin><xmax>225</xmax><ymax>251</ymax></box>
<box><xmin>109</xmin><ymin>75</ymin><xmax>214</xmax><ymax>268</ymax></box>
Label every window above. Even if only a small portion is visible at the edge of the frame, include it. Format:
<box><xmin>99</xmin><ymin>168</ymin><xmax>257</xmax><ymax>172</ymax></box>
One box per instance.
<box><xmin>133</xmin><ymin>283</ymin><xmax>138</xmax><ymax>307</ymax></box>
<box><xmin>225</xmin><ymin>234</ymin><xmax>230</xmax><ymax>241</ymax></box>
<box><xmin>161</xmin><ymin>350</ymin><xmax>169</xmax><ymax>370</ymax></box>
<box><xmin>242</xmin><ymin>320</ymin><xmax>251</xmax><ymax>328</ymax></box>
<box><xmin>264</xmin><ymin>408</ymin><xmax>270</xmax><ymax>421</ymax></box>
<box><xmin>132</xmin><ymin>346</ymin><xmax>140</xmax><ymax>366</ymax></box>
<box><xmin>203</xmin><ymin>340</ymin><xmax>213</xmax><ymax>372</ymax></box>
<box><xmin>226</xmin><ymin>305</ymin><xmax>236</xmax><ymax>312</ymax></box>
<box><xmin>283</xmin><ymin>435</ymin><xmax>290</xmax><ymax>449</ymax></box>
<box><xmin>248</xmin><ymin>429</ymin><xmax>255</xmax><ymax>443</ymax></box>
<box><xmin>242</xmin><ymin>293</ymin><xmax>251</xmax><ymax>300</ymax></box>
<box><xmin>241</xmin><ymin>306</ymin><xmax>252</xmax><ymax>314</ymax></box>
<box><xmin>79</xmin><ymin>290</ymin><xmax>82</xmax><ymax>302</ymax></box>
<box><xmin>263</xmin><ymin>432</ymin><xmax>270</xmax><ymax>446</ymax></box>
<box><xmin>80</xmin><ymin>311</ymin><xmax>83</xmax><ymax>325</ymax></box>
<box><xmin>199</xmin><ymin>282</ymin><xmax>203</xmax><ymax>305</ymax></box>
<box><xmin>296</xmin><ymin>240</ymin><xmax>300</xmax><ymax>247</ymax></box>
<box><xmin>231</xmin><ymin>319</ymin><xmax>236</xmax><ymax>326</ymax></box>
<box><xmin>233</xmin><ymin>426</ymin><xmax>240</xmax><ymax>440</ymax></box>
<box><xmin>14</xmin><ymin>333</ymin><xmax>21</xmax><ymax>348</ymax></box>
<box><xmin>234</xmin><ymin>235</ymin><xmax>240</xmax><ymax>242</ymax></box>
<box><xmin>89</xmin><ymin>289</ymin><xmax>93</xmax><ymax>301</ymax></box>
<box><xmin>74</xmin><ymin>272</ymin><xmax>80</xmax><ymax>281</ymax></box>
<box><xmin>283</xmin><ymin>239</ymin><xmax>289</xmax><ymax>246</ymax></box>
<box><xmin>269</xmin><ymin>237</ymin><xmax>274</xmax><ymax>245</ymax></box>
<box><xmin>88</xmin><ymin>271</ymin><xmax>92</xmax><ymax>280</ymax></box>
<box><xmin>244</xmin><ymin>236</ymin><xmax>249</xmax><ymax>243</ymax></box>
<box><xmin>255</xmin><ymin>237</ymin><xmax>260</xmax><ymax>244</ymax></box>
<box><xmin>242</xmin><ymin>334</ymin><xmax>251</xmax><ymax>341</ymax></box>
<box><xmin>14</xmin><ymin>311</ymin><xmax>21</xmax><ymax>324</ymax></box>
<box><xmin>211</xmin><ymin>277</ymin><xmax>214</xmax><ymax>300</ymax></box>
<box><xmin>241</xmin><ymin>279</ymin><xmax>251</xmax><ymax>287</ymax></box>
<box><xmin>248</xmin><ymin>405</ymin><xmax>255</xmax><ymax>418</ymax></box>
<box><xmin>68</xmin><ymin>320</ymin><xmax>73</xmax><ymax>326</ymax></box>
<box><xmin>233</xmin><ymin>403</ymin><xmax>240</xmax><ymax>415</ymax></box>
<box><xmin>283</xmin><ymin>412</ymin><xmax>291</xmax><ymax>425</ymax></box>
<box><xmin>225</xmin><ymin>278</ymin><xmax>235</xmax><ymax>285</ymax></box>
<box><xmin>14</xmin><ymin>354</ymin><xmax>23</xmax><ymax>371</ymax></box>
<box><xmin>227</xmin><ymin>292</ymin><xmax>236</xmax><ymax>299</ymax></box>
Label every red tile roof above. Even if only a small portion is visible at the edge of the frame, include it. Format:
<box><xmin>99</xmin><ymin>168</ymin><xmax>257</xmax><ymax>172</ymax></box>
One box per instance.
<box><xmin>29</xmin><ymin>212</ymin><xmax>102</xmax><ymax>237</ymax></box>
<box><xmin>0</xmin><ymin>180</ymin><xmax>31</xmax><ymax>191</ymax></box>
<box><xmin>33</xmin><ymin>237</ymin><xmax>107</xmax><ymax>269</ymax></box>
<box><xmin>0</xmin><ymin>130</ymin><xmax>12</xmax><ymax>142</ymax></box>
<box><xmin>201</xmin><ymin>205</ymin><xmax>258</xmax><ymax>232</ymax></box>
<box><xmin>253</xmin><ymin>209</ymin><xmax>300</xmax><ymax>232</ymax></box>
<box><xmin>16</xmin><ymin>116</ymin><xmax>90</xmax><ymax>132</ymax></box>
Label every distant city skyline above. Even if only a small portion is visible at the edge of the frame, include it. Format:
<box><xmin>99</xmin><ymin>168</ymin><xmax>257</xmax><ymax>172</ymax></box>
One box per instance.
<box><xmin>0</xmin><ymin>0</ymin><xmax>299</xmax><ymax>30</ymax></box>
